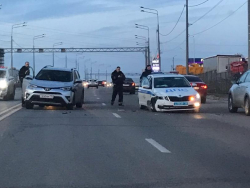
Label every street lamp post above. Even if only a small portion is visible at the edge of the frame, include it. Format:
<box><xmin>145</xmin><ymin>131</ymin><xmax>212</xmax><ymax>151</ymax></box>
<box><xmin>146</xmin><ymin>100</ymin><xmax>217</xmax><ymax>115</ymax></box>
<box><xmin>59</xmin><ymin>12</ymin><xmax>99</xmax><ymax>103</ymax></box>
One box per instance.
<box><xmin>53</xmin><ymin>42</ymin><xmax>63</xmax><ymax>66</ymax></box>
<box><xmin>11</xmin><ymin>22</ymin><xmax>27</xmax><ymax>74</ymax></box>
<box><xmin>141</xmin><ymin>7</ymin><xmax>161</xmax><ymax>70</ymax></box>
<box><xmin>33</xmin><ymin>34</ymin><xmax>45</xmax><ymax>75</ymax></box>
<box><xmin>172</xmin><ymin>55</ymin><xmax>177</xmax><ymax>71</ymax></box>
<box><xmin>135</xmin><ymin>24</ymin><xmax>150</xmax><ymax>65</ymax></box>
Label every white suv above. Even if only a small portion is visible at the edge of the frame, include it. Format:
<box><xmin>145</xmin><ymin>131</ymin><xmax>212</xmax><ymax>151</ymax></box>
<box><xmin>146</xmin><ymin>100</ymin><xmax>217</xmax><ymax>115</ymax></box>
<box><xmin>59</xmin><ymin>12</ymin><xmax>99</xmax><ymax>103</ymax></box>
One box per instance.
<box><xmin>22</xmin><ymin>66</ymin><xmax>84</xmax><ymax>110</ymax></box>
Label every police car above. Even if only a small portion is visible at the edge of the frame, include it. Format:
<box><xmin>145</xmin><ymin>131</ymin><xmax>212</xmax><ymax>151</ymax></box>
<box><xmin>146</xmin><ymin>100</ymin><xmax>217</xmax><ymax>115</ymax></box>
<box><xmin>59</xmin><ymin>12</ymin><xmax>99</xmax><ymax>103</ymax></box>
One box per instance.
<box><xmin>138</xmin><ymin>74</ymin><xmax>201</xmax><ymax>112</ymax></box>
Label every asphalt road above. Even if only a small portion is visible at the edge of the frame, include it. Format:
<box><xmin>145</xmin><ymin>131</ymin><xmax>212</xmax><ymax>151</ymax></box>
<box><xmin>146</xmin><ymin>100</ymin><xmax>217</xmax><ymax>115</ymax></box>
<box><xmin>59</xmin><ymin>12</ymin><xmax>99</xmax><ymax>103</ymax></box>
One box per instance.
<box><xmin>0</xmin><ymin>87</ymin><xmax>250</xmax><ymax>188</ymax></box>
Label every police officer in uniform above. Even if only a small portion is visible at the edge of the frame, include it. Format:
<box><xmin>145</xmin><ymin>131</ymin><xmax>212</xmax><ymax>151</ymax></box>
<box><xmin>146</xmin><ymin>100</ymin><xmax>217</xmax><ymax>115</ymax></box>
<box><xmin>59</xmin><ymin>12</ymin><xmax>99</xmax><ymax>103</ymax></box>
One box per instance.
<box><xmin>111</xmin><ymin>66</ymin><xmax>126</xmax><ymax>106</ymax></box>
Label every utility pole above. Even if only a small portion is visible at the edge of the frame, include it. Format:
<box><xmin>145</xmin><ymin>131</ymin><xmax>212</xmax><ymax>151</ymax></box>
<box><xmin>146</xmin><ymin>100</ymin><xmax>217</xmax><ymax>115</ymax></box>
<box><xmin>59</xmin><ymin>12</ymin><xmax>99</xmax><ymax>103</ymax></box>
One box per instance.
<box><xmin>157</xmin><ymin>16</ymin><xmax>161</xmax><ymax>71</ymax></box>
<box><xmin>173</xmin><ymin>57</ymin><xmax>175</xmax><ymax>71</ymax></box>
<box><xmin>186</xmin><ymin>0</ymin><xmax>189</xmax><ymax>74</ymax></box>
<box><xmin>65</xmin><ymin>53</ymin><xmax>67</xmax><ymax>68</ymax></box>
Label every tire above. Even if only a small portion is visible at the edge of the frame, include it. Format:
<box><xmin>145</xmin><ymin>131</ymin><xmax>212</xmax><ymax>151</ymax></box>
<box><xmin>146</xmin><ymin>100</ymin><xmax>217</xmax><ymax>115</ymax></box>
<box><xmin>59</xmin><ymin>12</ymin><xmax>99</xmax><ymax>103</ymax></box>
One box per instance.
<box><xmin>76</xmin><ymin>93</ymin><xmax>84</xmax><ymax>108</ymax></box>
<box><xmin>140</xmin><ymin>105</ymin><xmax>147</xmax><ymax>109</ymax></box>
<box><xmin>26</xmin><ymin>102</ymin><xmax>34</xmax><ymax>109</ymax></box>
<box><xmin>228</xmin><ymin>94</ymin><xmax>238</xmax><ymax>113</ymax></box>
<box><xmin>22</xmin><ymin>98</ymin><xmax>25</xmax><ymax>107</ymax></box>
<box><xmin>9</xmin><ymin>87</ymin><xmax>15</xmax><ymax>100</ymax></box>
<box><xmin>150</xmin><ymin>99</ymin><xmax>157</xmax><ymax>112</ymax></box>
<box><xmin>39</xmin><ymin>104</ymin><xmax>45</xmax><ymax>108</ymax></box>
<box><xmin>244</xmin><ymin>97</ymin><xmax>250</xmax><ymax>116</ymax></box>
<box><xmin>3</xmin><ymin>87</ymin><xmax>10</xmax><ymax>101</ymax></box>
<box><xmin>201</xmin><ymin>97</ymin><xmax>206</xmax><ymax>104</ymax></box>
<box><xmin>130</xmin><ymin>90</ymin><xmax>136</xmax><ymax>94</ymax></box>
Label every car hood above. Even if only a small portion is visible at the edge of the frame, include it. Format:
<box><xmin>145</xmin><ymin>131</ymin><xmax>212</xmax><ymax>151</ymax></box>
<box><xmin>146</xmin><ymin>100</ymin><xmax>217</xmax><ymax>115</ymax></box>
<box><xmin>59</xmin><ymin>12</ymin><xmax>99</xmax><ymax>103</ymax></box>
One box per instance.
<box><xmin>153</xmin><ymin>87</ymin><xmax>197</xmax><ymax>96</ymax></box>
<box><xmin>30</xmin><ymin>79</ymin><xmax>72</xmax><ymax>88</ymax></box>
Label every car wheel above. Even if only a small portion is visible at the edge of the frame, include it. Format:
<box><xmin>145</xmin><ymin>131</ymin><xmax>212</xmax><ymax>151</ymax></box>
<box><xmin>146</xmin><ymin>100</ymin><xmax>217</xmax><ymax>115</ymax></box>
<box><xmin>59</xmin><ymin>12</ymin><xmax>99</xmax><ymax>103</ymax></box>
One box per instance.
<box><xmin>201</xmin><ymin>97</ymin><xmax>206</xmax><ymax>104</ymax></box>
<box><xmin>76</xmin><ymin>93</ymin><xmax>84</xmax><ymax>108</ymax></box>
<box><xmin>228</xmin><ymin>94</ymin><xmax>238</xmax><ymax>113</ymax></box>
<box><xmin>140</xmin><ymin>104</ymin><xmax>147</xmax><ymax>109</ymax></box>
<box><xmin>150</xmin><ymin>99</ymin><xmax>157</xmax><ymax>112</ymax></box>
<box><xmin>39</xmin><ymin>104</ymin><xmax>45</xmax><ymax>108</ymax></box>
<box><xmin>9</xmin><ymin>87</ymin><xmax>15</xmax><ymax>100</ymax></box>
<box><xmin>26</xmin><ymin>102</ymin><xmax>34</xmax><ymax>109</ymax></box>
<box><xmin>130</xmin><ymin>90</ymin><xmax>136</xmax><ymax>94</ymax></box>
<box><xmin>3</xmin><ymin>87</ymin><xmax>10</xmax><ymax>101</ymax></box>
<box><xmin>22</xmin><ymin>98</ymin><xmax>25</xmax><ymax>107</ymax></box>
<box><xmin>244</xmin><ymin>97</ymin><xmax>250</xmax><ymax>116</ymax></box>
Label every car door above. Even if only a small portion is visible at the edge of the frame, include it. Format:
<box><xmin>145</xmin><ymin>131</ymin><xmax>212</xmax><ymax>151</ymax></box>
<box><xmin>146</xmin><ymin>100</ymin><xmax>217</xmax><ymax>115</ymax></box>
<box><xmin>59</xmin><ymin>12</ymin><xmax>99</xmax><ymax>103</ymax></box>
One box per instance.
<box><xmin>22</xmin><ymin>67</ymin><xmax>35</xmax><ymax>100</ymax></box>
<box><xmin>139</xmin><ymin>77</ymin><xmax>151</xmax><ymax>105</ymax></box>
<box><xmin>7</xmin><ymin>69</ymin><xmax>14</xmax><ymax>93</ymax></box>
<box><xmin>234</xmin><ymin>72</ymin><xmax>248</xmax><ymax>106</ymax></box>
<box><xmin>240</xmin><ymin>73</ymin><xmax>250</xmax><ymax>107</ymax></box>
<box><xmin>145</xmin><ymin>76</ymin><xmax>153</xmax><ymax>105</ymax></box>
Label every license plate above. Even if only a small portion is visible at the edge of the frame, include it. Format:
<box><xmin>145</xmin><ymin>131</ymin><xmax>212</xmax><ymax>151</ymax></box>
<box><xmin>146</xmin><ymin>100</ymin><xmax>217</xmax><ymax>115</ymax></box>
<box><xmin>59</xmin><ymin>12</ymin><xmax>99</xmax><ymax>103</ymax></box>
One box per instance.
<box><xmin>40</xmin><ymin>94</ymin><xmax>54</xmax><ymax>99</ymax></box>
<box><xmin>123</xmin><ymin>84</ymin><xmax>129</xmax><ymax>86</ymax></box>
<box><xmin>194</xmin><ymin>87</ymin><xmax>199</xmax><ymax>90</ymax></box>
<box><xmin>174</xmin><ymin>102</ymin><xmax>188</xmax><ymax>106</ymax></box>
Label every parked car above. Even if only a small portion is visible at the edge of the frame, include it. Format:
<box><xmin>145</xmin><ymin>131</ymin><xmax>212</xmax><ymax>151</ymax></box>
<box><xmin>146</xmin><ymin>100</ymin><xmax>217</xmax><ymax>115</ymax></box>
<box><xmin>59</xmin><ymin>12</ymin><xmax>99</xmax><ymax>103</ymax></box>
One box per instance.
<box><xmin>228</xmin><ymin>70</ymin><xmax>250</xmax><ymax>116</ymax></box>
<box><xmin>123</xmin><ymin>78</ymin><xmax>135</xmax><ymax>94</ymax></box>
<box><xmin>22</xmin><ymin>66</ymin><xmax>84</xmax><ymax>110</ymax></box>
<box><xmin>184</xmin><ymin>75</ymin><xmax>207</xmax><ymax>103</ymax></box>
<box><xmin>0</xmin><ymin>68</ymin><xmax>16</xmax><ymax>100</ymax></box>
<box><xmin>88</xmin><ymin>79</ymin><xmax>98</xmax><ymax>88</ymax></box>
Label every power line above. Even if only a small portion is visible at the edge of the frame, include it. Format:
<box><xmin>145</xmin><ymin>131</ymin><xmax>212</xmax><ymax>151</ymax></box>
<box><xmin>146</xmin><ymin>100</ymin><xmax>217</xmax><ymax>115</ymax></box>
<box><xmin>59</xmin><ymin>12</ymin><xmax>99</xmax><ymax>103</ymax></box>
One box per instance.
<box><xmin>191</xmin><ymin>0</ymin><xmax>224</xmax><ymax>25</ymax></box>
<box><xmin>189</xmin><ymin>0</ymin><xmax>209</xmax><ymax>7</ymax></box>
<box><xmin>160</xmin><ymin>5</ymin><xmax>185</xmax><ymax>36</ymax></box>
<box><xmin>162</xmin><ymin>29</ymin><xmax>186</xmax><ymax>43</ymax></box>
<box><xmin>193</xmin><ymin>1</ymin><xmax>247</xmax><ymax>36</ymax></box>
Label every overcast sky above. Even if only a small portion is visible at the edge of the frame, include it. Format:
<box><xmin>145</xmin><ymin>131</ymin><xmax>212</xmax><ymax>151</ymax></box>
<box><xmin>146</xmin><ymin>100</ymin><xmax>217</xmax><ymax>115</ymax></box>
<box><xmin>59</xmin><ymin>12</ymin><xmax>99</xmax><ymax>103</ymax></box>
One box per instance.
<box><xmin>0</xmin><ymin>0</ymin><xmax>247</xmax><ymax>78</ymax></box>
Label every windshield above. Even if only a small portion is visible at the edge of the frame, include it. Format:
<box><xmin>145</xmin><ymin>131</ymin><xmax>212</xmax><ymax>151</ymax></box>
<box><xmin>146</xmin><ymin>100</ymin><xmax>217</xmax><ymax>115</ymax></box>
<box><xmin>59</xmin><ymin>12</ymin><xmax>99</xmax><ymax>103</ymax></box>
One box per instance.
<box><xmin>185</xmin><ymin>76</ymin><xmax>203</xmax><ymax>82</ymax></box>
<box><xmin>154</xmin><ymin>77</ymin><xmax>191</xmax><ymax>88</ymax></box>
<box><xmin>35</xmin><ymin>70</ymin><xmax>73</xmax><ymax>82</ymax></box>
<box><xmin>0</xmin><ymin>70</ymin><xmax>6</xmax><ymax>78</ymax></box>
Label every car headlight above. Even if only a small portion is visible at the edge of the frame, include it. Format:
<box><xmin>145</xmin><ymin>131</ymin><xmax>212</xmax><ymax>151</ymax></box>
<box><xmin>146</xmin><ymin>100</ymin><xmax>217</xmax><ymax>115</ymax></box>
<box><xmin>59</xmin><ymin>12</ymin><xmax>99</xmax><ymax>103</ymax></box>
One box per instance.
<box><xmin>196</xmin><ymin>93</ymin><xmax>200</xmax><ymax>99</ymax></box>
<box><xmin>0</xmin><ymin>80</ymin><xmax>7</xmax><ymax>89</ymax></box>
<box><xmin>28</xmin><ymin>84</ymin><xmax>37</xmax><ymax>89</ymax></box>
<box><xmin>60</xmin><ymin>87</ymin><xmax>71</xmax><ymax>91</ymax></box>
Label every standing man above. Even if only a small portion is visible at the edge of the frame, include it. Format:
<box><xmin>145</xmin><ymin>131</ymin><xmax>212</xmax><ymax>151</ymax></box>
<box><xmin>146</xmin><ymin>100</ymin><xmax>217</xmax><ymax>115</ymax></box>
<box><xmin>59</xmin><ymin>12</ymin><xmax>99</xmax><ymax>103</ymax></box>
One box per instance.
<box><xmin>140</xmin><ymin>65</ymin><xmax>153</xmax><ymax>82</ymax></box>
<box><xmin>111</xmin><ymin>66</ymin><xmax>126</xmax><ymax>106</ymax></box>
<box><xmin>19</xmin><ymin>61</ymin><xmax>30</xmax><ymax>87</ymax></box>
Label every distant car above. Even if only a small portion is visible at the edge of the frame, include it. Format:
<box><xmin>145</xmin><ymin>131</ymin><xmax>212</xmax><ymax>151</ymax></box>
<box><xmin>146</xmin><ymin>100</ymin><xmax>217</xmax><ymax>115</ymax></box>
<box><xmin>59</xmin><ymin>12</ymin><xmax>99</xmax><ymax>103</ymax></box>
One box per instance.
<box><xmin>138</xmin><ymin>74</ymin><xmax>201</xmax><ymax>112</ymax></box>
<box><xmin>22</xmin><ymin>66</ymin><xmax>84</xmax><ymax>110</ymax></box>
<box><xmin>184</xmin><ymin>75</ymin><xmax>207</xmax><ymax>103</ymax></box>
<box><xmin>82</xmin><ymin>80</ymin><xmax>88</xmax><ymax>87</ymax></box>
<box><xmin>0</xmin><ymin>68</ymin><xmax>15</xmax><ymax>100</ymax></box>
<box><xmin>123</xmin><ymin>78</ymin><xmax>135</xmax><ymax>94</ymax></box>
<box><xmin>98</xmin><ymin>80</ymin><xmax>106</xmax><ymax>87</ymax></box>
<box><xmin>88</xmin><ymin>79</ymin><xmax>98</xmax><ymax>88</ymax></box>
<box><xmin>228</xmin><ymin>70</ymin><xmax>250</xmax><ymax>116</ymax></box>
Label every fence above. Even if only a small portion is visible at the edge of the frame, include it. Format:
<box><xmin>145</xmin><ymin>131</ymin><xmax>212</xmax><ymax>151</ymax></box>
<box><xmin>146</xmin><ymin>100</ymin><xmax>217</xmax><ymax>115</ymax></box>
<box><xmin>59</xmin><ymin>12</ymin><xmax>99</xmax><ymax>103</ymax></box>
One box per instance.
<box><xmin>198</xmin><ymin>70</ymin><xmax>233</xmax><ymax>94</ymax></box>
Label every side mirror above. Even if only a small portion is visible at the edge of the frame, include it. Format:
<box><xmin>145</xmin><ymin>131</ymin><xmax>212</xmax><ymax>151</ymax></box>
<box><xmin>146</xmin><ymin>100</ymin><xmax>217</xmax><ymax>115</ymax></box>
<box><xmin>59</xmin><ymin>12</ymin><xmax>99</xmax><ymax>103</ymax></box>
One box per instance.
<box><xmin>142</xmin><ymin>85</ymin><xmax>150</xmax><ymax>89</ymax></box>
<box><xmin>25</xmin><ymin>75</ymin><xmax>33</xmax><ymax>80</ymax></box>
<box><xmin>74</xmin><ymin>79</ymin><xmax>82</xmax><ymax>84</ymax></box>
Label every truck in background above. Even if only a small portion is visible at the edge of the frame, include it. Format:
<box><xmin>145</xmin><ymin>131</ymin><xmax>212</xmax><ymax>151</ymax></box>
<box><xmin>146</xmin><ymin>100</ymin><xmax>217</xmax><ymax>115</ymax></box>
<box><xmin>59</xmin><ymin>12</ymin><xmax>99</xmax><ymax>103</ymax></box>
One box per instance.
<box><xmin>203</xmin><ymin>55</ymin><xmax>242</xmax><ymax>73</ymax></box>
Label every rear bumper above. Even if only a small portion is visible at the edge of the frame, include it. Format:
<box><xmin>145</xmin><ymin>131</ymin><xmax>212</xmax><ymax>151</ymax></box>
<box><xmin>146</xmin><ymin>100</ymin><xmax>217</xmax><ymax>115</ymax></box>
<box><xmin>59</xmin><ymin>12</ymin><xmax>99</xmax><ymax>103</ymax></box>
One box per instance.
<box><xmin>88</xmin><ymin>85</ymin><xmax>98</xmax><ymax>87</ymax></box>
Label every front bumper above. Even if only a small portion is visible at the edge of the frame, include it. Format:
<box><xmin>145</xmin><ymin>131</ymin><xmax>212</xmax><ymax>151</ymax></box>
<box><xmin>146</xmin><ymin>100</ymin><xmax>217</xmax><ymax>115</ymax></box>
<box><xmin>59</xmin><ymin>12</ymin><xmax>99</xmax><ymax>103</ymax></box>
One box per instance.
<box><xmin>0</xmin><ymin>88</ymin><xmax>8</xmax><ymax>97</ymax></box>
<box><xmin>155</xmin><ymin>99</ymin><xmax>200</xmax><ymax>112</ymax></box>
<box><xmin>25</xmin><ymin>87</ymin><xmax>74</xmax><ymax>106</ymax></box>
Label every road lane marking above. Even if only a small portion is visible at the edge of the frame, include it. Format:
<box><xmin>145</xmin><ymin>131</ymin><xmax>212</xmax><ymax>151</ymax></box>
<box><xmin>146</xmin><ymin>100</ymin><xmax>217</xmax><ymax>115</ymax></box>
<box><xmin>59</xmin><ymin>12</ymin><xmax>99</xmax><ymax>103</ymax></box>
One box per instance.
<box><xmin>112</xmin><ymin>113</ymin><xmax>121</xmax><ymax>118</ymax></box>
<box><xmin>145</xmin><ymin>138</ymin><xmax>171</xmax><ymax>153</ymax></box>
<box><xmin>0</xmin><ymin>103</ymin><xmax>21</xmax><ymax>116</ymax></box>
<box><xmin>97</xmin><ymin>98</ymin><xmax>100</xmax><ymax>100</ymax></box>
<box><xmin>0</xmin><ymin>107</ymin><xmax>22</xmax><ymax>122</ymax></box>
<box><xmin>102</xmin><ymin>103</ymin><xmax>106</xmax><ymax>106</ymax></box>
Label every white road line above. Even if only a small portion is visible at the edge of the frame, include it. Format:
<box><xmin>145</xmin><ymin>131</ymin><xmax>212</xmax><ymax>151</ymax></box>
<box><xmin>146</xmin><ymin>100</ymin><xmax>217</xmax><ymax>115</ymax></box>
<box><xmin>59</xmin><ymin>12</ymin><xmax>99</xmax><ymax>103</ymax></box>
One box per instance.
<box><xmin>112</xmin><ymin>113</ymin><xmax>121</xmax><ymax>118</ymax></box>
<box><xmin>145</xmin><ymin>138</ymin><xmax>171</xmax><ymax>153</ymax></box>
<box><xmin>0</xmin><ymin>103</ymin><xmax>21</xmax><ymax>116</ymax></box>
<box><xmin>97</xmin><ymin>98</ymin><xmax>100</xmax><ymax>100</ymax></box>
<box><xmin>0</xmin><ymin>107</ymin><xmax>22</xmax><ymax>122</ymax></box>
<box><xmin>102</xmin><ymin>103</ymin><xmax>106</xmax><ymax>106</ymax></box>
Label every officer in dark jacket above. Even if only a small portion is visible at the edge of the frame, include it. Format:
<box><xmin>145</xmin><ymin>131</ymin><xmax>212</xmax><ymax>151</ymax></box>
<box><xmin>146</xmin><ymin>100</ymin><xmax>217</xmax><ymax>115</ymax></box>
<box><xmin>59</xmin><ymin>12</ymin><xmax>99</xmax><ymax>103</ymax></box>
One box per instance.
<box><xmin>111</xmin><ymin>66</ymin><xmax>126</xmax><ymax>106</ymax></box>
<box><xmin>140</xmin><ymin>65</ymin><xmax>153</xmax><ymax>83</ymax></box>
<box><xmin>19</xmin><ymin>61</ymin><xmax>30</xmax><ymax>87</ymax></box>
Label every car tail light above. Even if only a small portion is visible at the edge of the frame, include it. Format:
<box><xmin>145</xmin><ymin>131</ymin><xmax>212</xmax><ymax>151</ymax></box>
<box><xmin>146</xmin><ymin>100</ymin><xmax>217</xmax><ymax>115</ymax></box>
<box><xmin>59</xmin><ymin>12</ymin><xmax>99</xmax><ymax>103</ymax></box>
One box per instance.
<box><xmin>132</xmin><ymin>82</ymin><xmax>135</xmax><ymax>86</ymax></box>
<box><xmin>201</xmin><ymin>85</ymin><xmax>207</xmax><ymax>89</ymax></box>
